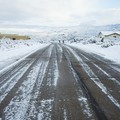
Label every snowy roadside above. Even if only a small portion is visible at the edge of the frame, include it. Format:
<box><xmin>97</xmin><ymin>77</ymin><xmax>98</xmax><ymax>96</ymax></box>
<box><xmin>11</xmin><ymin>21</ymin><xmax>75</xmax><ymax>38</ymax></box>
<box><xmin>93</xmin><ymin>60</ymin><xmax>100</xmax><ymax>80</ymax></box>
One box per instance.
<box><xmin>67</xmin><ymin>43</ymin><xmax>120</xmax><ymax>64</ymax></box>
<box><xmin>0</xmin><ymin>39</ymin><xmax>50</xmax><ymax>71</ymax></box>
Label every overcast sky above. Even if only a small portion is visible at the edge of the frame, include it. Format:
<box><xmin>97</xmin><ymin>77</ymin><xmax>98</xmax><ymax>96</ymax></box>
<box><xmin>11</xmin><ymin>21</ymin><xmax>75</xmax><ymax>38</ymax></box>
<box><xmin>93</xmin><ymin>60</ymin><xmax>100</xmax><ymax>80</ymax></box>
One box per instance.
<box><xmin>0</xmin><ymin>0</ymin><xmax>120</xmax><ymax>27</ymax></box>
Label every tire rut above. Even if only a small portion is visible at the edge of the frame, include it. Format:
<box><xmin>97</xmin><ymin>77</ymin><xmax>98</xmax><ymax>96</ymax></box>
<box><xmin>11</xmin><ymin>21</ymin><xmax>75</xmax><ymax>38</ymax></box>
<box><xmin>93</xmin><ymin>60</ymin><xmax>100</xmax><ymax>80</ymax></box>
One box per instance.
<box><xmin>63</xmin><ymin>44</ymin><xmax>120</xmax><ymax>120</ymax></box>
<box><xmin>0</xmin><ymin>46</ymin><xmax>51</xmax><ymax>118</ymax></box>
<box><xmin>63</xmin><ymin>45</ymin><xmax>108</xmax><ymax>120</ymax></box>
<box><xmin>71</xmin><ymin>63</ymin><xmax>108</xmax><ymax>120</ymax></box>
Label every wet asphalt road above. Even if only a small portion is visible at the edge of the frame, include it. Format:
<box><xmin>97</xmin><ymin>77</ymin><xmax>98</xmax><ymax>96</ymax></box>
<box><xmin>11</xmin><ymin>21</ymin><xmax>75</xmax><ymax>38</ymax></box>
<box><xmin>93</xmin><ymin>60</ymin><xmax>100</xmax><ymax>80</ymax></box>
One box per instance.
<box><xmin>0</xmin><ymin>43</ymin><xmax>120</xmax><ymax>120</ymax></box>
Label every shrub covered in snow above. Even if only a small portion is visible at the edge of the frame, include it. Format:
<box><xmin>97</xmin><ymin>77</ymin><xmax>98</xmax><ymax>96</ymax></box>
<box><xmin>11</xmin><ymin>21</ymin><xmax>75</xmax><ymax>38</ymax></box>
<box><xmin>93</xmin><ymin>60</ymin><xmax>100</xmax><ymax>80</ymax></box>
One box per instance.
<box><xmin>0</xmin><ymin>38</ymin><xmax>43</xmax><ymax>51</ymax></box>
<box><xmin>101</xmin><ymin>41</ymin><xmax>119</xmax><ymax>48</ymax></box>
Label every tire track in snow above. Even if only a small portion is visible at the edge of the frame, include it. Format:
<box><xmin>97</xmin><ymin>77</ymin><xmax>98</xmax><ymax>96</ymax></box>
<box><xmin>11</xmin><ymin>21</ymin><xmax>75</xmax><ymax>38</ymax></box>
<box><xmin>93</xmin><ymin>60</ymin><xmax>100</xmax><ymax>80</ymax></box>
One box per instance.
<box><xmin>63</xmin><ymin>47</ymin><xmax>97</xmax><ymax>119</ymax></box>
<box><xmin>0</xmin><ymin>60</ymin><xmax>34</xmax><ymax>102</ymax></box>
<box><xmin>0</xmin><ymin>45</ymin><xmax>52</xmax><ymax>119</ymax></box>
<box><xmin>78</xmin><ymin>51</ymin><xmax>120</xmax><ymax>87</ymax></box>
<box><xmin>93</xmin><ymin>63</ymin><xmax>120</xmax><ymax>86</ymax></box>
<box><xmin>2</xmin><ymin>46</ymin><xmax>53</xmax><ymax>120</ymax></box>
<box><xmin>26</xmin><ymin>45</ymin><xmax>59</xmax><ymax>120</ymax></box>
<box><xmin>66</xmin><ymin>45</ymin><xmax>120</xmax><ymax>109</ymax></box>
<box><xmin>4</xmin><ymin>62</ymin><xmax>43</xmax><ymax>120</ymax></box>
<box><xmin>73</xmin><ymin>47</ymin><xmax>120</xmax><ymax>82</ymax></box>
<box><xmin>75</xmin><ymin>51</ymin><xmax>120</xmax><ymax>99</ymax></box>
<box><xmin>56</xmin><ymin>44</ymin><xmax>63</xmax><ymax>63</ymax></box>
<box><xmin>23</xmin><ymin>46</ymin><xmax>54</xmax><ymax>120</ymax></box>
<box><xmin>0</xmin><ymin>61</ymin><xmax>27</xmax><ymax>86</ymax></box>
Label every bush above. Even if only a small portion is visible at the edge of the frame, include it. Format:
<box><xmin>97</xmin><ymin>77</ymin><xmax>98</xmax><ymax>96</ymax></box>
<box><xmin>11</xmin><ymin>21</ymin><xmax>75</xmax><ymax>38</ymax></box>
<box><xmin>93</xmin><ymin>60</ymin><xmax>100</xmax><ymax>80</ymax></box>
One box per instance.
<box><xmin>101</xmin><ymin>42</ymin><xmax>115</xmax><ymax>48</ymax></box>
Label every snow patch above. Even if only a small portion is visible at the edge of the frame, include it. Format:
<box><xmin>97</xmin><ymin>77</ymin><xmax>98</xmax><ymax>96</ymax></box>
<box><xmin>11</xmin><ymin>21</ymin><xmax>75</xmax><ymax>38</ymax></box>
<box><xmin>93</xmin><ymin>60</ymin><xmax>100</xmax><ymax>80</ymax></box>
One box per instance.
<box><xmin>53</xmin><ymin>60</ymin><xmax>59</xmax><ymax>86</ymax></box>
<box><xmin>64</xmin><ymin>109</ymin><xmax>67</xmax><ymax>120</ymax></box>
<box><xmin>37</xmin><ymin>99</ymin><xmax>53</xmax><ymax>120</ymax></box>
<box><xmin>78</xmin><ymin>97</ymin><xmax>92</xmax><ymax>117</ymax></box>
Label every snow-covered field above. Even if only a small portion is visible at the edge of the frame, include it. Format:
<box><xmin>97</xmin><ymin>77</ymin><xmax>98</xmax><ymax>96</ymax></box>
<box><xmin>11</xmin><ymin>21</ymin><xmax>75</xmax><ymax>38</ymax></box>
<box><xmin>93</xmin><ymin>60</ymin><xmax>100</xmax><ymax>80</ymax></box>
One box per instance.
<box><xmin>67</xmin><ymin>42</ymin><xmax>120</xmax><ymax>64</ymax></box>
<box><xmin>0</xmin><ymin>27</ymin><xmax>120</xmax><ymax>72</ymax></box>
<box><xmin>0</xmin><ymin>39</ymin><xmax>50</xmax><ymax>70</ymax></box>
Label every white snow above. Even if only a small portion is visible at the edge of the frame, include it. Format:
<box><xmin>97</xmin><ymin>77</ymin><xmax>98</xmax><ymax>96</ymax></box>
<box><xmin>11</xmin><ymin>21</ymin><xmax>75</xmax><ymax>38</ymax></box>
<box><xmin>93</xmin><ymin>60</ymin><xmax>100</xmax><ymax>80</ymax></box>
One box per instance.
<box><xmin>64</xmin><ymin>109</ymin><xmax>67</xmax><ymax>120</ymax></box>
<box><xmin>0</xmin><ymin>39</ymin><xmax>50</xmax><ymax>70</ymax></box>
<box><xmin>68</xmin><ymin>43</ymin><xmax>120</xmax><ymax>64</ymax></box>
<box><xmin>37</xmin><ymin>99</ymin><xmax>53</xmax><ymax>120</ymax></box>
<box><xmin>78</xmin><ymin>97</ymin><xmax>92</xmax><ymax>117</ymax></box>
<box><xmin>53</xmin><ymin>49</ymin><xmax>59</xmax><ymax>86</ymax></box>
<box><xmin>53</xmin><ymin>60</ymin><xmax>59</xmax><ymax>86</ymax></box>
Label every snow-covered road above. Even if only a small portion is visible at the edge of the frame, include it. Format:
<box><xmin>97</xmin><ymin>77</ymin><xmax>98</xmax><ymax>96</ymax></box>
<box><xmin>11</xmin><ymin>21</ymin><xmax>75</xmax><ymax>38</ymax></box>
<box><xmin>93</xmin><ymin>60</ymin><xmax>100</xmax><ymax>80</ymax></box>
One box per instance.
<box><xmin>0</xmin><ymin>43</ymin><xmax>120</xmax><ymax>120</ymax></box>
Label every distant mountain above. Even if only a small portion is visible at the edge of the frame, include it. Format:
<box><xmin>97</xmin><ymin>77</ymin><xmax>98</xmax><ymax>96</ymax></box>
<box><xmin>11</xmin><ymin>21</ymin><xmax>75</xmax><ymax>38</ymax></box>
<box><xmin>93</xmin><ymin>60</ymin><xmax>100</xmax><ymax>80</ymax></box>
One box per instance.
<box><xmin>62</xmin><ymin>24</ymin><xmax>120</xmax><ymax>39</ymax></box>
<box><xmin>81</xmin><ymin>24</ymin><xmax>120</xmax><ymax>36</ymax></box>
<box><xmin>95</xmin><ymin>24</ymin><xmax>120</xmax><ymax>31</ymax></box>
